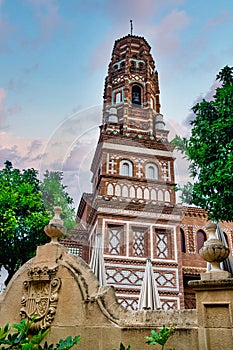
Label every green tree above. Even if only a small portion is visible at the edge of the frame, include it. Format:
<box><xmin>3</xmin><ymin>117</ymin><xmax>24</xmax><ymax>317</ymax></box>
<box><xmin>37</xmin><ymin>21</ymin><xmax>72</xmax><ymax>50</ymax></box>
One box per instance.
<box><xmin>0</xmin><ymin>161</ymin><xmax>50</xmax><ymax>284</ymax></box>
<box><xmin>172</xmin><ymin>65</ymin><xmax>233</xmax><ymax>222</ymax></box>
<box><xmin>40</xmin><ymin>171</ymin><xmax>76</xmax><ymax>230</ymax></box>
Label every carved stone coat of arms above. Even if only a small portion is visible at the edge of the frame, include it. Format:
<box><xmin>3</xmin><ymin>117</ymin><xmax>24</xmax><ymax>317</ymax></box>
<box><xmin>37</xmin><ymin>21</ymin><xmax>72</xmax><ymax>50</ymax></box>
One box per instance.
<box><xmin>20</xmin><ymin>266</ymin><xmax>61</xmax><ymax>330</ymax></box>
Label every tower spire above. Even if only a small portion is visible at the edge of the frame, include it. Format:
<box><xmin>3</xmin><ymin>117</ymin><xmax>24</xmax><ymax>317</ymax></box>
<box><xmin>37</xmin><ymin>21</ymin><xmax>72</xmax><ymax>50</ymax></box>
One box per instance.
<box><xmin>130</xmin><ymin>20</ymin><xmax>133</xmax><ymax>35</ymax></box>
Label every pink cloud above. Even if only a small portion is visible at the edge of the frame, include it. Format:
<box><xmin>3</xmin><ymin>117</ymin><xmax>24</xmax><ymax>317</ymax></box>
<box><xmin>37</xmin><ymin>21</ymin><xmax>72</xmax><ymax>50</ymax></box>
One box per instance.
<box><xmin>152</xmin><ymin>10</ymin><xmax>190</xmax><ymax>56</ymax></box>
<box><xmin>0</xmin><ymin>131</ymin><xmax>46</xmax><ymax>170</ymax></box>
<box><xmin>0</xmin><ymin>115</ymin><xmax>191</xmax><ymax>207</ymax></box>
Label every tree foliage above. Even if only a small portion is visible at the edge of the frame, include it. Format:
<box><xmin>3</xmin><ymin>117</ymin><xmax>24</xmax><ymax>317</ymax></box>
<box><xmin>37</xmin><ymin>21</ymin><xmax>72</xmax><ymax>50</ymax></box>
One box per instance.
<box><xmin>175</xmin><ymin>181</ymin><xmax>193</xmax><ymax>205</ymax></box>
<box><xmin>40</xmin><ymin>171</ymin><xmax>76</xmax><ymax>230</ymax></box>
<box><xmin>172</xmin><ymin>66</ymin><xmax>233</xmax><ymax>222</ymax></box>
<box><xmin>0</xmin><ymin>161</ymin><xmax>50</xmax><ymax>284</ymax></box>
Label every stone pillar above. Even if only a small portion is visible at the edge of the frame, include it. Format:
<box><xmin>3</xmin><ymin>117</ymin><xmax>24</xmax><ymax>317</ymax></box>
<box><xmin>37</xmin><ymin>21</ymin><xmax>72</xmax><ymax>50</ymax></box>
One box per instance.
<box><xmin>189</xmin><ymin>279</ymin><xmax>233</xmax><ymax>350</ymax></box>
<box><xmin>189</xmin><ymin>222</ymin><xmax>233</xmax><ymax>349</ymax></box>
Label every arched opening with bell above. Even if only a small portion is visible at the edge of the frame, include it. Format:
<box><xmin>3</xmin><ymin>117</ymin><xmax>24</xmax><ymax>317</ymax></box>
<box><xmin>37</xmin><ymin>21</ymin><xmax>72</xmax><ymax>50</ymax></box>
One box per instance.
<box><xmin>132</xmin><ymin>84</ymin><xmax>142</xmax><ymax>105</ymax></box>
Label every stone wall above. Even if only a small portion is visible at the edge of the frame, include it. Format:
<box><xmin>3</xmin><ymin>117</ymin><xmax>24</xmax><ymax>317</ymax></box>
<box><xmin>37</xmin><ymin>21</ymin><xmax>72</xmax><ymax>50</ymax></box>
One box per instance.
<box><xmin>1</xmin><ymin>240</ymin><xmax>233</xmax><ymax>349</ymax></box>
<box><xmin>0</xmin><ymin>242</ymin><xmax>198</xmax><ymax>350</ymax></box>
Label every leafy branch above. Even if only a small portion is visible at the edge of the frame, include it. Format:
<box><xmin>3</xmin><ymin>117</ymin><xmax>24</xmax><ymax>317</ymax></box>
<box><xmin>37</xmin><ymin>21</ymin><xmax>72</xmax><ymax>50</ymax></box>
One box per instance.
<box><xmin>0</xmin><ymin>318</ymin><xmax>80</xmax><ymax>350</ymax></box>
<box><xmin>146</xmin><ymin>324</ymin><xmax>176</xmax><ymax>350</ymax></box>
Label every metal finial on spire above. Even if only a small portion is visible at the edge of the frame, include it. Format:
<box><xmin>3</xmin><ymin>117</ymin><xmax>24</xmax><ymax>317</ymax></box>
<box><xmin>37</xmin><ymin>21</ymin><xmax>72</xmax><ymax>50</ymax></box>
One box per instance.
<box><xmin>130</xmin><ymin>20</ymin><xmax>133</xmax><ymax>35</ymax></box>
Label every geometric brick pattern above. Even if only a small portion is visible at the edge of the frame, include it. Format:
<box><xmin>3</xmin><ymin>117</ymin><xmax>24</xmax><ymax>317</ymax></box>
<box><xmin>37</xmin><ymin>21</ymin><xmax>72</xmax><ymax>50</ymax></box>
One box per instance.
<box><xmin>106</xmin><ymin>182</ymin><xmax>172</xmax><ymax>203</ymax></box>
<box><xmin>106</xmin><ymin>268</ymin><xmax>143</xmax><ymax>285</ymax></box>
<box><xmin>105</xmin><ymin>266</ymin><xmax>177</xmax><ymax>289</ymax></box>
<box><xmin>162</xmin><ymin>299</ymin><xmax>178</xmax><ymax>311</ymax></box>
<box><xmin>117</xmin><ymin>296</ymin><xmax>178</xmax><ymax>311</ymax></box>
<box><xmin>117</xmin><ymin>297</ymin><xmax>139</xmax><ymax>311</ymax></box>
<box><xmin>108</xmin><ymin>225</ymin><xmax>122</xmax><ymax>255</ymax></box>
<box><xmin>132</xmin><ymin>229</ymin><xmax>145</xmax><ymax>257</ymax></box>
<box><xmin>156</xmin><ymin>232</ymin><xmax>169</xmax><ymax>258</ymax></box>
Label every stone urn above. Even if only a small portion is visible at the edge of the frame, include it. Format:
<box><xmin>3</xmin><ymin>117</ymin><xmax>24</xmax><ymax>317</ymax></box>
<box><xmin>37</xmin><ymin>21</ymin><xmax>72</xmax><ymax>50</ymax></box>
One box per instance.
<box><xmin>199</xmin><ymin>222</ymin><xmax>230</xmax><ymax>272</ymax></box>
<box><xmin>44</xmin><ymin>206</ymin><xmax>67</xmax><ymax>242</ymax></box>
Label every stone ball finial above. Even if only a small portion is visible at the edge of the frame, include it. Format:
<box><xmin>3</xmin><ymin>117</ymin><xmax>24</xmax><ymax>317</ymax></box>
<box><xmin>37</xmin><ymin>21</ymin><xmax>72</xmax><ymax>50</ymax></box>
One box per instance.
<box><xmin>199</xmin><ymin>222</ymin><xmax>230</xmax><ymax>277</ymax></box>
<box><xmin>44</xmin><ymin>206</ymin><xmax>67</xmax><ymax>243</ymax></box>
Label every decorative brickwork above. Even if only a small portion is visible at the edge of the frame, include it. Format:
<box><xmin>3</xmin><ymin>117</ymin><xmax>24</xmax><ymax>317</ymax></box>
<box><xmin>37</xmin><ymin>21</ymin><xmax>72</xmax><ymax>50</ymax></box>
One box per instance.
<box><xmin>61</xmin><ymin>34</ymin><xmax>233</xmax><ymax>311</ymax></box>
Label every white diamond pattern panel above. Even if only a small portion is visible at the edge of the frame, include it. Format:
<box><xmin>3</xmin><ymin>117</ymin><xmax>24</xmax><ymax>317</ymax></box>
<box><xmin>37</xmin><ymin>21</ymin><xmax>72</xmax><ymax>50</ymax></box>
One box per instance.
<box><xmin>109</xmin><ymin>228</ymin><xmax>121</xmax><ymax>254</ymax></box>
<box><xmin>156</xmin><ymin>272</ymin><xmax>175</xmax><ymax>287</ymax></box>
<box><xmin>133</xmin><ymin>230</ymin><xmax>145</xmax><ymax>257</ymax></box>
<box><xmin>105</xmin><ymin>266</ymin><xmax>177</xmax><ymax>290</ymax></box>
<box><xmin>156</xmin><ymin>233</ymin><xmax>168</xmax><ymax>258</ymax></box>
<box><xmin>106</xmin><ymin>268</ymin><xmax>143</xmax><ymax>285</ymax></box>
<box><xmin>117</xmin><ymin>297</ymin><xmax>139</xmax><ymax>311</ymax></box>
<box><xmin>117</xmin><ymin>296</ymin><xmax>178</xmax><ymax>311</ymax></box>
<box><xmin>162</xmin><ymin>300</ymin><xmax>177</xmax><ymax>311</ymax></box>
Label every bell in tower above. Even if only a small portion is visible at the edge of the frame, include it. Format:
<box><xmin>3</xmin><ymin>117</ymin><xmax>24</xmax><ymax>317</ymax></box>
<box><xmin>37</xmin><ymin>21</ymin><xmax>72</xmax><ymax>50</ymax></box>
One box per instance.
<box><xmin>132</xmin><ymin>85</ymin><xmax>141</xmax><ymax>105</ymax></box>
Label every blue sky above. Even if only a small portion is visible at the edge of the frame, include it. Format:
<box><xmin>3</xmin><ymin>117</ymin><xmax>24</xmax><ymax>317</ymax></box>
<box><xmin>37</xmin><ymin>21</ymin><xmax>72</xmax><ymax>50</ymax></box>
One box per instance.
<box><xmin>0</xmin><ymin>0</ymin><xmax>233</xmax><ymax>205</ymax></box>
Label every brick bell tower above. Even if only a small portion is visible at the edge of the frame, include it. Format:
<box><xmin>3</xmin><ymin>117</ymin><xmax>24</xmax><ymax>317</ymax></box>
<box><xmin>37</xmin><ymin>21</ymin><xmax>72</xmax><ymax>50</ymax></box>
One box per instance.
<box><xmin>76</xmin><ymin>34</ymin><xmax>185</xmax><ymax>310</ymax></box>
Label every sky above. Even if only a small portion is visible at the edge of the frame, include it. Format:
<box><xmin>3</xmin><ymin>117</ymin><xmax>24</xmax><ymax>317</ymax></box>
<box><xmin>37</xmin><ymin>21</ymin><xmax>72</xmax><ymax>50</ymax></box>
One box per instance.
<box><xmin>0</xmin><ymin>0</ymin><xmax>233</xmax><ymax>207</ymax></box>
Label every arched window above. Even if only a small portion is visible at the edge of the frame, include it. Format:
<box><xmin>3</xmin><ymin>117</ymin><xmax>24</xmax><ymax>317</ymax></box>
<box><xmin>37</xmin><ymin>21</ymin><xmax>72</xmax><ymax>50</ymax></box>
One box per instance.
<box><xmin>146</xmin><ymin>163</ymin><xmax>158</xmax><ymax>179</ymax></box>
<box><xmin>119</xmin><ymin>159</ymin><xmax>133</xmax><ymax>177</ymax></box>
<box><xmin>115</xmin><ymin>92</ymin><xmax>121</xmax><ymax>104</ymax></box>
<box><xmin>107</xmin><ymin>183</ymin><xmax>114</xmax><ymax>196</ymax></box>
<box><xmin>129</xmin><ymin>186</ymin><xmax>135</xmax><ymax>198</ymax></box>
<box><xmin>115</xmin><ymin>184</ymin><xmax>121</xmax><ymax>196</ymax></box>
<box><xmin>122</xmin><ymin>185</ymin><xmax>128</xmax><ymax>197</ymax></box>
<box><xmin>132</xmin><ymin>85</ymin><xmax>141</xmax><ymax>105</ymax></box>
<box><xmin>197</xmin><ymin>230</ymin><xmax>206</xmax><ymax>251</ymax></box>
<box><xmin>137</xmin><ymin>187</ymin><xmax>142</xmax><ymax>198</ymax></box>
<box><xmin>165</xmin><ymin>190</ymin><xmax>170</xmax><ymax>202</ymax></box>
<box><xmin>180</xmin><ymin>228</ymin><xmax>186</xmax><ymax>253</ymax></box>
<box><xmin>158</xmin><ymin>190</ymin><xmax>163</xmax><ymax>201</ymax></box>
<box><xmin>151</xmin><ymin>189</ymin><xmax>156</xmax><ymax>200</ymax></box>
<box><xmin>144</xmin><ymin>188</ymin><xmax>150</xmax><ymax>200</ymax></box>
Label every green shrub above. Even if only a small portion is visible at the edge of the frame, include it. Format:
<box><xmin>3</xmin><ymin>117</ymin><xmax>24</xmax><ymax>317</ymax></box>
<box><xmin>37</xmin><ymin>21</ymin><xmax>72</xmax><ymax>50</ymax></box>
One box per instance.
<box><xmin>146</xmin><ymin>324</ymin><xmax>176</xmax><ymax>350</ymax></box>
<box><xmin>0</xmin><ymin>318</ymin><xmax>80</xmax><ymax>350</ymax></box>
